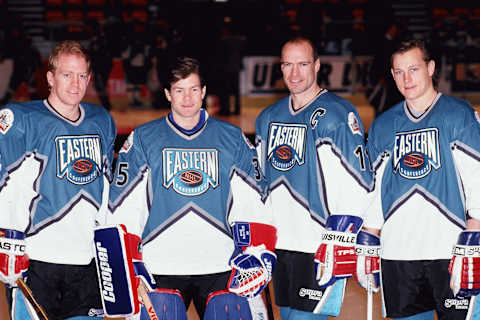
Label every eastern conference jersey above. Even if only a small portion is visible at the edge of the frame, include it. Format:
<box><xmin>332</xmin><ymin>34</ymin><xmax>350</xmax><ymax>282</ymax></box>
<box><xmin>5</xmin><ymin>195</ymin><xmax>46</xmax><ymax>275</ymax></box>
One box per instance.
<box><xmin>103</xmin><ymin>111</ymin><xmax>270</xmax><ymax>275</ymax></box>
<box><xmin>366</xmin><ymin>93</ymin><xmax>480</xmax><ymax>260</ymax></box>
<box><xmin>255</xmin><ymin>90</ymin><xmax>373</xmax><ymax>253</ymax></box>
<box><xmin>0</xmin><ymin>100</ymin><xmax>116</xmax><ymax>264</ymax></box>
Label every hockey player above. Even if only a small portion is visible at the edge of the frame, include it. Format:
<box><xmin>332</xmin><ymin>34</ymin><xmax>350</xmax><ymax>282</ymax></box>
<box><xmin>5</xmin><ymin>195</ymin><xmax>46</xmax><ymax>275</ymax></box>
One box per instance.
<box><xmin>359</xmin><ymin>39</ymin><xmax>480</xmax><ymax>319</ymax></box>
<box><xmin>0</xmin><ymin>40</ymin><xmax>116</xmax><ymax>319</ymax></box>
<box><xmin>255</xmin><ymin>36</ymin><xmax>373</xmax><ymax>319</ymax></box>
<box><xmin>97</xmin><ymin>56</ymin><xmax>276</xmax><ymax>319</ymax></box>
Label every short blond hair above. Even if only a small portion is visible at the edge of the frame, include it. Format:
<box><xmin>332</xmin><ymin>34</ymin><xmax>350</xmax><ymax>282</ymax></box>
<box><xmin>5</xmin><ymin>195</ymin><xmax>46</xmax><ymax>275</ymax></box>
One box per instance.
<box><xmin>48</xmin><ymin>40</ymin><xmax>91</xmax><ymax>74</ymax></box>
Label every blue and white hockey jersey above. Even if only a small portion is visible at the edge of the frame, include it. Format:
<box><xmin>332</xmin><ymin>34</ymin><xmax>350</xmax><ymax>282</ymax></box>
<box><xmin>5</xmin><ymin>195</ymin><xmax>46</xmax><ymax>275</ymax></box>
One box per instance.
<box><xmin>366</xmin><ymin>93</ymin><xmax>480</xmax><ymax>260</ymax></box>
<box><xmin>0</xmin><ymin>100</ymin><xmax>116</xmax><ymax>264</ymax></box>
<box><xmin>104</xmin><ymin>111</ymin><xmax>270</xmax><ymax>275</ymax></box>
<box><xmin>255</xmin><ymin>90</ymin><xmax>373</xmax><ymax>253</ymax></box>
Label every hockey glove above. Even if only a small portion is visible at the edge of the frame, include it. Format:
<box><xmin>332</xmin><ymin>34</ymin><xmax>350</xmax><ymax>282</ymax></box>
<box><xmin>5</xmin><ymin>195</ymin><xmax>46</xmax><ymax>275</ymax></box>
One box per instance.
<box><xmin>126</xmin><ymin>232</ymin><xmax>156</xmax><ymax>292</ymax></box>
<box><xmin>449</xmin><ymin>230</ymin><xmax>480</xmax><ymax>297</ymax></box>
<box><xmin>0</xmin><ymin>228</ymin><xmax>29</xmax><ymax>287</ymax></box>
<box><xmin>315</xmin><ymin>215</ymin><xmax>363</xmax><ymax>287</ymax></box>
<box><xmin>354</xmin><ymin>230</ymin><xmax>381</xmax><ymax>292</ymax></box>
<box><xmin>94</xmin><ymin>225</ymin><xmax>156</xmax><ymax>317</ymax></box>
<box><xmin>228</xmin><ymin>222</ymin><xmax>277</xmax><ymax>298</ymax></box>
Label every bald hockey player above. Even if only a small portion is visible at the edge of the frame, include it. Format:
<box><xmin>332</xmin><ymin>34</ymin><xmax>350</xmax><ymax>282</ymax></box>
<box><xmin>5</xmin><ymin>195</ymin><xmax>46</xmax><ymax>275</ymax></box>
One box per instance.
<box><xmin>255</xmin><ymin>36</ymin><xmax>373</xmax><ymax>320</ymax></box>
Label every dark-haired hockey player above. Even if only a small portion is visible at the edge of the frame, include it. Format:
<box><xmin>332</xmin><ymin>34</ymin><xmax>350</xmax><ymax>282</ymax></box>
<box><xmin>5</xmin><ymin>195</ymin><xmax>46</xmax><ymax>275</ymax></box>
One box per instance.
<box><xmin>359</xmin><ymin>38</ymin><xmax>480</xmax><ymax>319</ymax></box>
<box><xmin>96</xmin><ymin>56</ymin><xmax>276</xmax><ymax>319</ymax></box>
<box><xmin>0</xmin><ymin>40</ymin><xmax>116</xmax><ymax>319</ymax></box>
<box><xmin>255</xmin><ymin>36</ymin><xmax>373</xmax><ymax>320</ymax></box>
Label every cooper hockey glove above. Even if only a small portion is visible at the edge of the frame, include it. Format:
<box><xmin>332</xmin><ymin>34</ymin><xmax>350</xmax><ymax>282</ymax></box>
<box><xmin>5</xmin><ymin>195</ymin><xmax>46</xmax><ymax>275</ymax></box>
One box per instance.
<box><xmin>354</xmin><ymin>230</ymin><xmax>381</xmax><ymax>292</ymax></box>
<box><xmin>228</xmin><ymin>222</ymin><xmax>277</xmax><ymax>298</ymax></box>
<box><xmin>0</xmin><ymin>228</ymin><xmax>29</xmax><ymax>287</ymax></box>
<box><xmin>94</xmin><ymin>225</ymin><xmax>156</xmax><ymax>317</ymax></box>
<box><xmin>315</xmin><ymin>215</ymin><xmax>363</xmax><ymax>287</ymax></box>
<box><xmin>449</xmin><ymin>230</ymin><xmax>480</xmax><ymax>297</ymax></box>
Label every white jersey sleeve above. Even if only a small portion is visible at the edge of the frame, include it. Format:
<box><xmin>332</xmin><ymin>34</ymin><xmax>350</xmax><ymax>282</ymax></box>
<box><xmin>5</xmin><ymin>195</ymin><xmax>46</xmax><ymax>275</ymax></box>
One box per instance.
<box><xmin>107</xmin><ymin>130</ymin><xmax>150</xmax><ymax>237</ymax></box>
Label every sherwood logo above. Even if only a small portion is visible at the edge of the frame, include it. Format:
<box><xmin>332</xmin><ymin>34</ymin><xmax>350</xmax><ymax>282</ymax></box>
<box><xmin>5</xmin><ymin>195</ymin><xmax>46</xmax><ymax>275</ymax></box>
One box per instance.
<box><xmin>444</xmin><ymin>298</ymin><xmax>469</xmax><ymax>309</ymax></box>
<box><xmin>96</xmin><ymin>241</ymin><xmax>115</xmax><ymax>303</ymax></box>
<box><xmin>299</xmin><ymin>288</ymin><xmax>323</xmax><ymax>301</ymax></box>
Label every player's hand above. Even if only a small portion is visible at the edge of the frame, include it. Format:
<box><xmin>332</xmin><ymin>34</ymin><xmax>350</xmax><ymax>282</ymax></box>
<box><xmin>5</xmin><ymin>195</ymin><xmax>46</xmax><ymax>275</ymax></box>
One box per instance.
<box><xmin>314</xmin><ymin>215</ymin><xmax>363</xmax><ymax>287</ymax></box>
<box><xmin>449</xmin><ymin>231</ymin><xmax>480</xmax><ymax>297</ymax></box>
<box><xmin>228</xmin><ymin>222</ymin><xmax>277</xmax><ymax>298</ymax></box>
<box><xmin>0</xmin><ymin>228</ymin><xmax>29</xmax><ymax>287</ymax></box>
<box><xmin>126</xmin><ymin>232</ymin><xmax>156</xmax><ymax>292</ymax></box>
<box><xmin>354</xmin><ymin>230</ymin><xmax>381</xmax><ymax>292</ymax></box>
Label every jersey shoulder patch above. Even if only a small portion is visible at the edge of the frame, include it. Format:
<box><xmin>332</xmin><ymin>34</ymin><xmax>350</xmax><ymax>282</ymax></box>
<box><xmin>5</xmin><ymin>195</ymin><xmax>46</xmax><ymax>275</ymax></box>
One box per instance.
<box><xmin>120</xmin><ymin>131</ymin><xmax>134</xmax><ymax>154</ymax></box>
<box><xmin>0</xmin><ymin>108</ymin><xmax>14</xmax><ymax>135</ymax></box>
<box><xmin>348</xmin><ymin>112</ymin><xmax>362</xmax><ymax>136</ymax></box>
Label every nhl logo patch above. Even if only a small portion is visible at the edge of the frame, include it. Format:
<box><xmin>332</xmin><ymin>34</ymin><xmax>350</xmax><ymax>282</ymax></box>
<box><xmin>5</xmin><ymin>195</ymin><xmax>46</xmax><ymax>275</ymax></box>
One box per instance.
<box><xmin>475</xmin><ymin>111</ymin><xmax>480</xmax><ymax>125</ymax></box>
<box><xmin>0</xmin><ymin>109</ymin><xmax>14</xmax><ymax>135</ymax></box>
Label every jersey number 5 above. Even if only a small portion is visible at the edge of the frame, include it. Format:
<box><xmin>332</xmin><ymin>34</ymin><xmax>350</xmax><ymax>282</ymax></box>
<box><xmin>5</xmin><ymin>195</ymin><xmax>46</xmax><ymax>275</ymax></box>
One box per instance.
<box><xmin>116</xmin><ymin>162</ymin><xmax>129</xmax><ymax>186</ymax></box>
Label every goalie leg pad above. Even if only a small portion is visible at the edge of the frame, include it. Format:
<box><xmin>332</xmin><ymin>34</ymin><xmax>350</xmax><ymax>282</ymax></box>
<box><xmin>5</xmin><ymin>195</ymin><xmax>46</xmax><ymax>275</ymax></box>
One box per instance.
<box><xmin>204</xmin><ymin>290</ymin><xmax>254</xmax><ymax>320</ymax></box>
<box><xmin>140</xmin><ymin>288</ymin><xmax>187</xmax><ymax>320</ymax></box>
<box><xmin>94</xmin><ymin>226</ymin><xmax>138</xmax><ymax>317</ymax></box>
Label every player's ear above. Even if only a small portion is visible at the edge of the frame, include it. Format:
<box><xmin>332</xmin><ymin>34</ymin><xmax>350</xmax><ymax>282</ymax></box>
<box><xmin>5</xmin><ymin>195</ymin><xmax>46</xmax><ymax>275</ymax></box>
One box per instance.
<box><xmin>46</xmin><ymin>70</ymin><xmax>54</xmax><ymax>88</ymax></box>
<box><xmin>164</xmin><ymin>88</ymin><xmax>171</xmax><ymax>102</ymax></box>
<box><xmin>314</xmin><ymin>58</ymin><xmax>320</xmax><ymax>73</ymax></box>
<box><xmin>427</xmin><ymin>60</ymin><xmax>435</xmax><ymax>77</ymax></box>
<box><xmin>201</xmin><ymin>86</ymin><xmax>206</xmax><ymax>99</ymax></box>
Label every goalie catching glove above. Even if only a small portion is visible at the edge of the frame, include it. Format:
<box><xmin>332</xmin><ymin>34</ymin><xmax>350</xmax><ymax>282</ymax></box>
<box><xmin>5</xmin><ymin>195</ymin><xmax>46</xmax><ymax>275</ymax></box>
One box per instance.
<box><xmin>449</xmin><ymin>230</ymin><xmax>480</xmax><ymax>297</ymax></box>
<box><xmin>315</xmin><ymin>215</ymin><xmax>363</xmax><ymax>287</ymax></box>
<box><xmin>354</xmin><ymin>230</ymin><xmax>381</xmax><ymax>292</ymax></box>
<box><xmin>228</xmin><ymin>222</ymin><xmax>277</xmax><ymax>298</ymax></box>
<box><xmin>0</xmin><ymin>228</ymin><xmax>29</xmax><ymax>287</ymax></box>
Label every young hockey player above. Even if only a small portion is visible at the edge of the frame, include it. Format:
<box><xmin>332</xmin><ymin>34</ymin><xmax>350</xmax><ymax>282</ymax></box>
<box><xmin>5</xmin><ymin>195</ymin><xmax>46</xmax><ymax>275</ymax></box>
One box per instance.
<box><xmin>0</xmin><ymin>40</ymin><xmax>116</xmax><ymax>319</ymax></box>
<box><xmin>95</xmin><ymin>56</ymin><xmax>276</xmax><ymax>319</ymax></box>
<box><xmin>358</xmin><ymin>39</ymin><xmax>480</xmax><ymax>319</ymax></box>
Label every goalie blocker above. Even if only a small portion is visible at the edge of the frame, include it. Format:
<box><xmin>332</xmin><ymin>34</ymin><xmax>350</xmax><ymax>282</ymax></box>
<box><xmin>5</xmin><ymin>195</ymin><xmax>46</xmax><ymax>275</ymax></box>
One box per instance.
<box><xmin>93</xmin><ymin>225</ymin><xmax>139</xmax><ymax>317</ymax></box>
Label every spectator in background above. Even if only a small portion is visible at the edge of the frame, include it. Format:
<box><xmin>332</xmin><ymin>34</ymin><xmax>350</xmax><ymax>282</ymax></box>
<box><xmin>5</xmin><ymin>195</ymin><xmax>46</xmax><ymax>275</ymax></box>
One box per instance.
<box><xmin>0</xmin><ymin>29</ymin><xmax>41</xmax><ymax>105</ymax></box>
<box><xmin>367</xmin><ymin>21</ymin><xmax>404</xmax><ymax>116</ymax></box>
<box><xmin>208</xmin><ymin>22</ymin><xmax>246</xmax><ymax>116</ymax></box>
<box><xmin>148</xmin><ymin>33</ymin><xmax>170</xmax><ymax>109</ymax></box>
<box><xmin>122</xmin><ymin>28</ymin><xmax>151</xmax><ymax>108</ymax></box>
<box><xmin>218</xmin><ymin>23</ymin><xmax>246</xmax><ymax>116</ymax></box>
<box><xmin>89</xmin><ymin>20</ymin><xmax>113</xmax><ymax>111</ymax></box>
